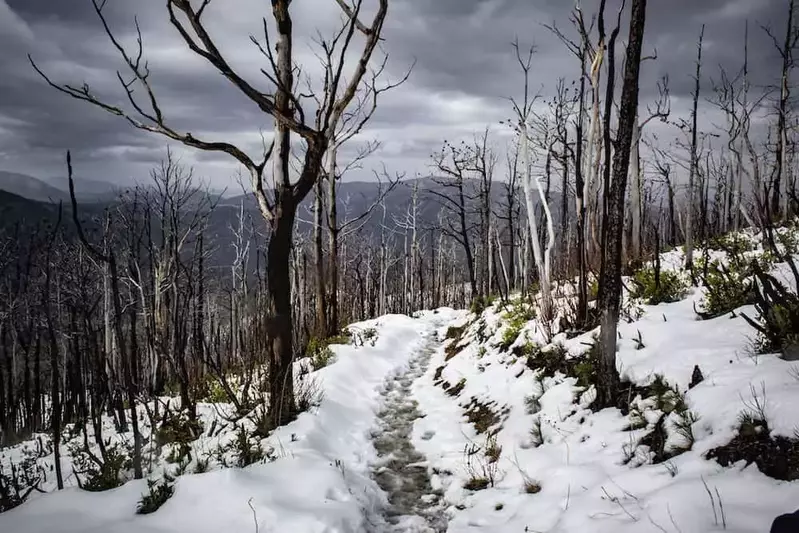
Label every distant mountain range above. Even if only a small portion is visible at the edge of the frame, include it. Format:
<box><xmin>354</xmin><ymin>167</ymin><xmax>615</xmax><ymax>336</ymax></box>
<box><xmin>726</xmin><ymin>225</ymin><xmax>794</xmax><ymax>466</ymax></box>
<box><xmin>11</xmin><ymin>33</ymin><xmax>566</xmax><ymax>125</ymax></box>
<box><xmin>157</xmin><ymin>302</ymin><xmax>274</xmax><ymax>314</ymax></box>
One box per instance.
<box><xmin>0</xmin><ymin>170</ymin><xmax>123</xmax><ymax>203</ymax></box>
<box><xmin>0</xmin><ymin>171</ymin><xmax>553</xmax><ymax>270</ymax></box>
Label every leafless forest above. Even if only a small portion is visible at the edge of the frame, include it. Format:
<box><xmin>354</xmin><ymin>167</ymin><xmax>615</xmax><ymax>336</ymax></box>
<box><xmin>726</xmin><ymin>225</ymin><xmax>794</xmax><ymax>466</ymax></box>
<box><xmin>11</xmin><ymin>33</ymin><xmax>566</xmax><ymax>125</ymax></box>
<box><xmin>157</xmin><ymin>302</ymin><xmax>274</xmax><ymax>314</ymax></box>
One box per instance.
<box><xmin>1</xmin><ymin>0</ymin><xmax>798</xmax><ymax>510</ymax></box>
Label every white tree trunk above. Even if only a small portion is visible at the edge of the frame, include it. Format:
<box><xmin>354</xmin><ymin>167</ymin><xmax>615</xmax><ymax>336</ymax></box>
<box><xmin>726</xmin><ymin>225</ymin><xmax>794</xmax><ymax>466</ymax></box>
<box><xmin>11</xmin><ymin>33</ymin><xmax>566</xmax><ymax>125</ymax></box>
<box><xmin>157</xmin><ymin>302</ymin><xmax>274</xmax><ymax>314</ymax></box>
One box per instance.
<box><xmin>521</xmin><ymin>124</ymin><xmax>554</xmax><ymax>336</ymax></box>
<box><xmin>630</xmin><ymin>117</ymin><xmax>642</xmax><ymax>258</ymax></box>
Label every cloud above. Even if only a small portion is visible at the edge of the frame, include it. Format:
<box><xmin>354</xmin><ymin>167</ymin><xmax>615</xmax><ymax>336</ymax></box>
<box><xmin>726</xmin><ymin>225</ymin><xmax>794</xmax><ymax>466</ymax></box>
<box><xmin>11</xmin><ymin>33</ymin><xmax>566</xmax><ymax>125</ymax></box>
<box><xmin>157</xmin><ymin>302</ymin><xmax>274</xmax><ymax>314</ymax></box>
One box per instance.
<box><xmin>0</xmin><ymin>0</ymin><xmax>789</xmax><ymax>188</ymax></box>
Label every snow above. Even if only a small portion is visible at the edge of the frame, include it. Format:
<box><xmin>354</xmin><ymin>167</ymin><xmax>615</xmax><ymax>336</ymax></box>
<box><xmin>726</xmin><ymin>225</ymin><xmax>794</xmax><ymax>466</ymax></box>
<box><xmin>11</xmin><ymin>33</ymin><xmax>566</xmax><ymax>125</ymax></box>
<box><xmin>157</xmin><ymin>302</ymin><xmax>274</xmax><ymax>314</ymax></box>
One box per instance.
<box><xmin>4</xmin><ymin>229</ymin><xmax>799</xmax><ymax>533</ymax></box>
<box><xmin>410</xmin><ymin>253</ymin><xmax>799</xmax><ymax>532</ymax></box>
<box><xmin>0</xmin><ymin>309</ymin><xmax>459</xmax><ymax>533</ymax></box>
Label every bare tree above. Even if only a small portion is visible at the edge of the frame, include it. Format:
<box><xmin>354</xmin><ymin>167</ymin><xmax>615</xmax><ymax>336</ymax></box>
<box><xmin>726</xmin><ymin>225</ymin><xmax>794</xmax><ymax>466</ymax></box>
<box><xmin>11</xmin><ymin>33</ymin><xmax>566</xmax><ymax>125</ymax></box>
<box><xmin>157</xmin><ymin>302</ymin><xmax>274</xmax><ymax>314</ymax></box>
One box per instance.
<box><xmin>683</xmin><ymin>24</ymin><xmax>705</xmax><ymax>270</ymax></box>
<box><xmin>764</xmin><ymin>0</ymin><xmax>799</xmax><ymax>217</ymax></box>
<box><xmin>630</xmin><ymin>76</ymin><xmax>670</xmax><ymax>259</ymax></box>
<box><xmin>32</xmin><ymin>0</ymin><xmax>392</xmax><ymax>427</ymax></box>
<box><xmin>597</xmin><ymin>0</ymin><xmax>648</xmax><ymax>407</ymax></box>
<box><xmin>511</xmin><ymin>42</ymin><xmax>556</xmax><ymax>336</ymax></box>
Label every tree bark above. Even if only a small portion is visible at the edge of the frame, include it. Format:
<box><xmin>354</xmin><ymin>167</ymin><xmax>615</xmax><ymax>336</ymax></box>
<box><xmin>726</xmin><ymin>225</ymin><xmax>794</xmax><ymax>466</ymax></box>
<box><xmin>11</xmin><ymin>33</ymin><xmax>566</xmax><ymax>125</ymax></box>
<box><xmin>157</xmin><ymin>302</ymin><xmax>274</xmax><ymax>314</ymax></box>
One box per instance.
<box><xmin>598</xmin><ymin>0</ymin><xmax>648</xmax><ymax>407</ymax></box>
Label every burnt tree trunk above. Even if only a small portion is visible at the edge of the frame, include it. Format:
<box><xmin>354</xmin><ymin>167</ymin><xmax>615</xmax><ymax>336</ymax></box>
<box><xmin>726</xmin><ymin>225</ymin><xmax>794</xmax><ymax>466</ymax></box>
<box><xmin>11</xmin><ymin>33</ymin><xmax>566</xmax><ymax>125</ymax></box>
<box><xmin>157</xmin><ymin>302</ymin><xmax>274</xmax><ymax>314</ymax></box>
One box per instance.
<box><xmin>598</xmin><ymin>0</ymin><xmax>648</xmax><ymax>407</ymax></box>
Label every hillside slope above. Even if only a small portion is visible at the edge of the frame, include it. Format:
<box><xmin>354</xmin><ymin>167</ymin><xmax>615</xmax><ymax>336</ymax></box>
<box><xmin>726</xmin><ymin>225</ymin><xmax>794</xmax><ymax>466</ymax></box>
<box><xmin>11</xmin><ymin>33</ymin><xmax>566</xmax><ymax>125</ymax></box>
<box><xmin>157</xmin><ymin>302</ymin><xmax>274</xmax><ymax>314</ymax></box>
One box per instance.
<box><xmin>2</xmin><ymin>227</ymin><xmax>799</xmax><ymax>532</ymax></box>
<box><xmin>413</xmin><ymin>229</ymin><xmax>799</xmax><ymax>532</ymax></box>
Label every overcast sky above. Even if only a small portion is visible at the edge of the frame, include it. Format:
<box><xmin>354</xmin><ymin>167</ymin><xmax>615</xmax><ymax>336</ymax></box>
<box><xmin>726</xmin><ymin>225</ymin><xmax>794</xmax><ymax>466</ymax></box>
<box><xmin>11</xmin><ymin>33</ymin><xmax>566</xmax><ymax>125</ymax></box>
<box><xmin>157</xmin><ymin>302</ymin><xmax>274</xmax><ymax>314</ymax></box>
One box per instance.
<box><xmin>0</xmin><ymin>0</ymin><xmax>789</xmax><ymax>191</ymax></box>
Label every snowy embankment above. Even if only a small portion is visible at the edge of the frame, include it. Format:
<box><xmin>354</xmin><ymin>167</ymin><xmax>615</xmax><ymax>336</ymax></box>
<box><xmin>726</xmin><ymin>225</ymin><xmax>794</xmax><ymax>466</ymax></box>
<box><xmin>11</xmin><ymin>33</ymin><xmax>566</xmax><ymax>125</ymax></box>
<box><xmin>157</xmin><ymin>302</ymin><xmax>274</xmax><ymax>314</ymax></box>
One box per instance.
<box><xmin>0</xmin><ymin>309</ymin><xmax>457</xmax><ymax>533</ymax></box>
<box><xmin>411</xmin><ymin>247</ymin><xmax>799</xmax><ymax>532</ymax></box>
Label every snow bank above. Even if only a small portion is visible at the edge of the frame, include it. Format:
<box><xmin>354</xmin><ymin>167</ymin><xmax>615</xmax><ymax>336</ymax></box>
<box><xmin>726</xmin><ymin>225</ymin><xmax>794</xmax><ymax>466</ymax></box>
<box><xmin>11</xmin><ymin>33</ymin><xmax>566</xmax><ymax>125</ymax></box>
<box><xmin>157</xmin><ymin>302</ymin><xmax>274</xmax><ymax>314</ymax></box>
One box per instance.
<box><xmin>0</xmin><ymin>309</ymin><xmax>457</xmax><ymax>533</ymax></box>
<box><xmin>413</xmin><ymin>284</ymin><xmax>799</xmax><ymax>531</ymax></box>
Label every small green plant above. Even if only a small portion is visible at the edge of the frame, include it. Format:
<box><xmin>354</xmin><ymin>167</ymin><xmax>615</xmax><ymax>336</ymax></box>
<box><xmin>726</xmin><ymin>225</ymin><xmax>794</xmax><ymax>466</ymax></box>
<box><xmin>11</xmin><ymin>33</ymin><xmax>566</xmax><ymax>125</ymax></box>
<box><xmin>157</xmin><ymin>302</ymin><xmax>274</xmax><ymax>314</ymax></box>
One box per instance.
<box><xmin>165</xmin><ymin>443</ymin><xmax>191</xmax><ymax>465</ymax></box>
<box><xmin>523</xmin><ymin>479</ymin><xmax>542</xmax><ymax>494</ymax></box>
<box><xmin>361</xmin><ymin>327</ymin><xmax>378</xmax><ymax>345</ymax></box>
<box><xmin>572</xmin><ymin>359</ymin><xmax>596</xmax><ymax>389</ymax></box>
<box><xmin>155</xmin><ymin>411</ymin><xmax>204</xmax><ymax>447</ymax></box>
<box><xmin>201</xmin><ymin>379</ymin><xmax>231</xmax><ymax>404</ymax></box>
<box><xmin>629</xmin><ymin>266</ymin><xmax>688</xmax><ymax>305</ymax></box>
<box><xmin>645</xmin><ymin>375</ymin><xmax>687</xmax><ymax>415</ymax></box>
<box><xmin>524</xmin><ymin>393</ymin><xmax>541</xmax><ymax>415</ymax></box>
<box><xmin>671</xmin><ymin>409</ymin><xmax>700</xmax><ymax>455</ymax></box>
<box><xmin>311</xmin><ymin>345</ymin><xmax>334</xmax><ymax>370</ymax></box>
<box><xmin>484</xmin><ymin>434</ymin><xmax>502</xmax><ymax>463</ymax></box>
<box><xmin>698</xmin><ymin>258</ymin><xmax>756</xmax><ymax>319</ymax></box>
<box><xmin>529</xmin><ymin>416</ymin><xmax>544</xmax><ymax>447</ymax></box>
<box><xmin>497</xmin><ymin>302</ymin><xmax>536</xmax><ymax>351</ymax></box>
<box><xmin>588</xmin><ymin>279</ymin><xmax>599</xmax><ymax>301</ymax></box>
<box><xmin>73</xmin><ymin>444</ymin><xmax>131</xmax><ymax>492</ymax></box>
<box><xmin>137</xmin><ymin>478</ymin><xmax>175</xmax><ymax>514</ymax></box>
<box><xmin>306</xmin><ymin>332</ymin><xmax>352</xmax><ymax>370</ymax></box>
<box><xmin>742</xmin><ymin>266</ymin><xmax>799</xmax><ymax>355</ymax></box>
<box><xmin>295</xmin><ymin>374</ymin><xmax>324</xmax><ymax>413</ymax></box>
<box><xmin>708</xmin><ymin>232</ymin><xmax>755</xmax><ymax>255</ymax></box>
<box><xmin>193</xmin><ymin>458</ymin><xmax>209</xmax><ymax>474</ymax></box>
<box><xmin>230</xmin><ymin>425</ymin><xmax>268</xmax><ymax>467</ymax></box>
<box><xmin>498</xmin><ymin>325</ymin><xmax>522</xmax><ymax>352</ymax></box>
<box><xmin>470</xmin><ymin>295</ymin><xmax>491</xmax><ymax>314</ymax></box>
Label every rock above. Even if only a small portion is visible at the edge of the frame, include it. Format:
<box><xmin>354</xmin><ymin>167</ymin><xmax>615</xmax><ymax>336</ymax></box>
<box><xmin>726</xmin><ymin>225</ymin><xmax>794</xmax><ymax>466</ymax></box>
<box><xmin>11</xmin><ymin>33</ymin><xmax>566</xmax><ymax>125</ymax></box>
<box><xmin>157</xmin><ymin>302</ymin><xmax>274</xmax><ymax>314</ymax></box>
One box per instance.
<box><xmin>781</xmin><ymin>342</ymin><xmax>799</xmax><ymax>361</ymax></box>
<box><xmin>689</xmin><ymin>365</ymin><xmax>704</xmax><ymax>389</ymax></box>
<box><xmin>771</xmin><ymin>509</ymin><xmax>799</xmax><ymax>532</ymax></box>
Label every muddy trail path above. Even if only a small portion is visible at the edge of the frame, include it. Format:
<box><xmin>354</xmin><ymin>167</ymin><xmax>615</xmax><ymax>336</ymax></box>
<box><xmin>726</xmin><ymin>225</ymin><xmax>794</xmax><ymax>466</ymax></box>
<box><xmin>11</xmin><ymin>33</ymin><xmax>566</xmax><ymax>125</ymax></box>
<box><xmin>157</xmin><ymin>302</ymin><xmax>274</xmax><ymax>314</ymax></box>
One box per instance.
<box><xmin>369</xmin><ymin>332</ymin><xmax>449</xmax><ymax>533</ymax></box>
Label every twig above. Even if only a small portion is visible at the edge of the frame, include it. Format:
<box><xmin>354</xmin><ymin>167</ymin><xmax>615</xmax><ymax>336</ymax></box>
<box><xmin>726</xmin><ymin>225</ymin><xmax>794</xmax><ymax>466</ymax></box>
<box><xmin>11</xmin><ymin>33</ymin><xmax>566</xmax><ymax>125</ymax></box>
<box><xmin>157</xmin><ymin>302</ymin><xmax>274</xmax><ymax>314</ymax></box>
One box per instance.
<box><xmin>248</xmin><ymin>497</ymin><xmax>259</xmax><ymax>533</ymax></box>
<box><xmin>601</xmin><ymin>486</ymin><xmax>639</xmax><ymax>522</ymax></box>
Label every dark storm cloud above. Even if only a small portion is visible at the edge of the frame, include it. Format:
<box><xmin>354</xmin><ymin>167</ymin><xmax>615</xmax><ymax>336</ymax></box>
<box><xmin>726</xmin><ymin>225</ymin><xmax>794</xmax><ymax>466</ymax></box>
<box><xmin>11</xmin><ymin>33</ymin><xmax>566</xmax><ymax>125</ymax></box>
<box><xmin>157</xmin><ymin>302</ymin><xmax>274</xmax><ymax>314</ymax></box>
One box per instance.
<box><xmin>0</xmin><ymin>0</ymin><xmax>792</xmax><ymax>187</ymax></box>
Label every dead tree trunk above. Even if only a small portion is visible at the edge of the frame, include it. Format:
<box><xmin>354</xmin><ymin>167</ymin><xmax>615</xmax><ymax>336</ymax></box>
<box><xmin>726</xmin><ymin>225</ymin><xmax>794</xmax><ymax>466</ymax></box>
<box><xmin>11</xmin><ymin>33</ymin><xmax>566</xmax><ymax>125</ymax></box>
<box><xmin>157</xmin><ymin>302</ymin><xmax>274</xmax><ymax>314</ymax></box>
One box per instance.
<box><xmin>684</xmin><ymin>25</ymin><xmax>705</xmax><ymax>269</ymax></box>
<box><xmin>598</xmin><ymin>0</ymin><xmax>648</xmax><ymax>407</ymax></box>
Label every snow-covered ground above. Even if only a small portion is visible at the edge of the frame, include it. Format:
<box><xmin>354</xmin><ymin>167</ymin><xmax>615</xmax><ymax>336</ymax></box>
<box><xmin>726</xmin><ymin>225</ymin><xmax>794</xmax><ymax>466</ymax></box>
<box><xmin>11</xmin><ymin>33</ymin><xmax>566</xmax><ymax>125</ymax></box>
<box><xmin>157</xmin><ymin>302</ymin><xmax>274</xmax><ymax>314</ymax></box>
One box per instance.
<box><xmin>4</xmin><ymin>229</ymin><xmax>799</xmax><ymax>533</ymax></box>
<box><xmin>0</xmin><ymin>309</ymin><xmax>458</xmax><ymax>533</ymax></box>
<box><xmin>410</xmin><ymin>241</ymin><xmax>799</xmax><ymax>532</ymax></box>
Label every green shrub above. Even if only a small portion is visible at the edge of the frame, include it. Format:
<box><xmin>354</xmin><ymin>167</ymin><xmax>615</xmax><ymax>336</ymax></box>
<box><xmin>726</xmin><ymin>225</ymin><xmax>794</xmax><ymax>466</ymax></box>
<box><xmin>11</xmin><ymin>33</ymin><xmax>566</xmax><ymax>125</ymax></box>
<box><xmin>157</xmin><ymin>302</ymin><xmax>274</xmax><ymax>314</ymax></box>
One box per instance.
<box><xmin>470</xmin><ymin>295</ymin><xmax>491</xmax><ymax>314</ymax></box>
<box><xmin>572</xmin><ymin>359</ymin><xmax>596</xmax><ymax>389</ymax></box>
<box><xmin>630</xmin><ymin>267</ymin><xmax>688</xmax><ymax>305</ymax></box>
<box><xmin>201</xmin><ymin>379</ymin><xmax>230</xmax><ymax>404</ymax></box>
<box><xmin>643</xmin><ymin>374</ymin><xmax>687</xmax><ymax>415</ymax></box>
<box><xmin>155</xmin><ymin>412</ymin><xmax>204</xmax><ymax>447</ymax></box>
<box><xmin>588</xmin><ymin>279</ymin><xmax>599</xmax><ymax>301</ymax></box>
<box><xmin>74</xmin><ymin>444</ymin><xmax>131</xmax><ymax>492</ymax></box>
<box><xmin>229</xmin><ymin>425</ymin><xmax>273</xmax><ymax>467</ymax></box>
<box><xmin>497</xmin><ymin>302</ymin><xmax>536</xmax><ymax>351</ymax></box>
<box><xmin>0</xmin><ymin>447</ymin><xmax>45</xmax><ymax>512</ymax></box>
<box><xmin>311</xmin><ymin>345</ymin><xmax>334</xmax><ymax>370</ymax></box>
<box><xmin>137</xmin><ymin>478</ymin><xmax>175</xmax><ymax>514</ymax></box>
<box><xmin>193</xmin><ymin>458</ymin><xmax>209</xmax><ymax>474</ymax></box>
<box><xmin>776</xmin><ymin>230</ymin><xmax>799</xmax><ymax>256</ymax></box>
<box><xmin>306</xmin><ymin>333</ymin><xmax>350</xmax><ymax>370</ymax></box>
<box><xmin>698</xmin><ymin>259</ymin><xmax>756</xmax><ymax>319</ymax></box>
<box><xmin>498</xmin><ymin>325</ymin><xmax>522</xmax><ymax>352</ymax></box>
<box><xmin>708</xmin><ymin>232</ymin><xmax>755</xmax><ymax>255</ymax></box>
<box><xmin>742</xmin><ymin>267</ymin><xmax>799</xmax><ymax>354</ymax></box>
<box><xmin>361</xmin><ymin>327</ymin><xmax>378</xmax><ymax>345</ymax></box>
<box><xmin>165</xmin><ymin>443</ymin><xmax>191</xmax><ymax>464</ymax></box>
<box><xmin>523</xmin><ymin>343</ymin><xmax>572</xmax><ymax>378</ymax></box>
